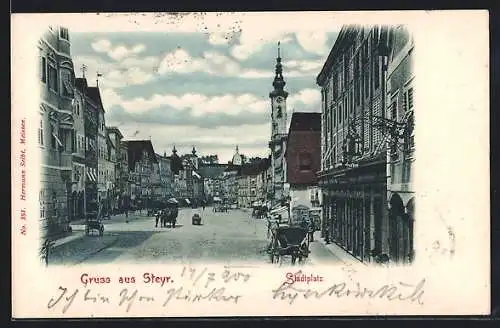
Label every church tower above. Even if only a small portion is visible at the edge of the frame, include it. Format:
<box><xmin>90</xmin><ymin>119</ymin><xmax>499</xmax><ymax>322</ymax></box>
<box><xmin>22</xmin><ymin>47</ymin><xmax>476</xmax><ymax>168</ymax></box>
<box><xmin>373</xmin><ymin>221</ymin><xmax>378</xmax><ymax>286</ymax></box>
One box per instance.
<box><xmin>268</xmin><ymin>42</ymin><xmax>289</xmax><ymax>205</ymax></box>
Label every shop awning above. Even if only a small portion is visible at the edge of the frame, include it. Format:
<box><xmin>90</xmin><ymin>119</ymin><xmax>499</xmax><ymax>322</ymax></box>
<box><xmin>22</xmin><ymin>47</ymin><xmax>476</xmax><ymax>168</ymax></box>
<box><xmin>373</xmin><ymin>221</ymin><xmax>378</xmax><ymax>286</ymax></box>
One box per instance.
<box><xmin>192</xmin><ymin>171</ymin><xmax>201</xmax><ymax>179</ymax></box>
<box><xmin>270</xmin><ymin>206</ymin><xmax>288</xmax><ymax>215</ymax></box>
<box><xmin>86</xmin><ymin>167</ymin><xmax>96</xmax><ymax>182</ymax></box>
<box><xmin>185</xmin><ymin>198</ymin><xmax>191</xmax><ymax>204</ymax></box>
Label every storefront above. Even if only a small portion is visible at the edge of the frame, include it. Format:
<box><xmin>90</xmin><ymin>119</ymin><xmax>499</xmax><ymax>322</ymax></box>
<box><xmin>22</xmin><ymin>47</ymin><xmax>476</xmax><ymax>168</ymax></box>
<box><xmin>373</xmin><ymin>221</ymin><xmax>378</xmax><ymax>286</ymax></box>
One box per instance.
<box><xmin>319</xmin><ymin>157</ymin><xmax>388</xmax><ymax>263</ymax></box>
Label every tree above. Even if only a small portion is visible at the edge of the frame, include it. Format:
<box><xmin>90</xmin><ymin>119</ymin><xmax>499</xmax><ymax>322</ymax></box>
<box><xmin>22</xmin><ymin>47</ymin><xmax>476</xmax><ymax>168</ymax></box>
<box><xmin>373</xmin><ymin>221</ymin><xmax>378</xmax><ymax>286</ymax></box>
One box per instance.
<box><xmin>201</xmin><ymin>155</ymin><xmax>219</xmax><ymax>164</ymax></box>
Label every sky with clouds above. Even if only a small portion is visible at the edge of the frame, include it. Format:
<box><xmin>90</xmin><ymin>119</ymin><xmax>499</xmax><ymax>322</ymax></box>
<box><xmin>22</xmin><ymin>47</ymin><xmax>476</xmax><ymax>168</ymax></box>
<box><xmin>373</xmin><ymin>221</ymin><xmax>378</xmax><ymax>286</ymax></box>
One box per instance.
<box><xmin>69</xmin><ymin>13</ymin><xmax>340</xmax><ymax>163</ymax></box>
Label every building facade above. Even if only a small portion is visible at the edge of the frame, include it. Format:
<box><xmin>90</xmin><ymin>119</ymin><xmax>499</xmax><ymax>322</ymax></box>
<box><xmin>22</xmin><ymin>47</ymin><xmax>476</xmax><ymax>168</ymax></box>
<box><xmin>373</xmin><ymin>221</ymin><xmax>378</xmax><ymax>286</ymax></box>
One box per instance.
<box><xmin>118</xmin><ymin>140</ymin><xmax>130</xmax><ymax>208</ymax></box>
<box><xmin>88</xmin><ymin>87</ymin><xmax>108</xmax><ymax>203</ymax></box>
<box><xmin>156</xmin><ymin>152</ymin><xmax>174</xmax><ymax>198</ymax></box>
<box><xmin>385</xmin><ymin>26</ymin><xmax>415</xmax><ymax>263</ymax></box>
<box><xmin>268</xmin><ymin>45</ymin><xmax>289</xmax><ymax>206</ymax></box>
<box><xmin>78</xmin><ymin>78</ymin><xmax>99</xmax><ymax>217</ymax></box>
<box><xmin>285</xmin><ymin>112</ymin><xmax>322</xmax><ymax>212</ymax></box>
<box><xmin>317</xmin><ymin>25</ymin><xmax>393</xmax><ymax>263</ymax></box>
<box><xmin>38</xmin><ymin>26</ymin><xmax>75</xmax><ymax>238</ymax></box>
<box><xmin>107</xmin><ymin>127</ymin><xmax>124</xmax><ymax>210</ymax></box>
<box><xmin>237</xmin><ymin>159</ymin><xmax>271</xmax><ymax>208</ymax></box>
<box><xmin>71</xmin><ymin>76</ymin><xmax>86</xmax><ymax>221</ymax></box>
<box><xmin>125</xmin><ymin>140</ymin><xmax>158</xmax><ymax>207</ymax></box>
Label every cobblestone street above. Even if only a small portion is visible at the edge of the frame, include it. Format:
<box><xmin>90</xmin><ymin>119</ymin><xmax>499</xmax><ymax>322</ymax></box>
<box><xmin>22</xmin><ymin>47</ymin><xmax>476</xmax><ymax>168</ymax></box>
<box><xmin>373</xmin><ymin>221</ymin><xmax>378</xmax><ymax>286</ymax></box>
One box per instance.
<box><xmin>49</xmin><ymin>207</ymin><xmax>346</xmax><ymax>266</ymax></box>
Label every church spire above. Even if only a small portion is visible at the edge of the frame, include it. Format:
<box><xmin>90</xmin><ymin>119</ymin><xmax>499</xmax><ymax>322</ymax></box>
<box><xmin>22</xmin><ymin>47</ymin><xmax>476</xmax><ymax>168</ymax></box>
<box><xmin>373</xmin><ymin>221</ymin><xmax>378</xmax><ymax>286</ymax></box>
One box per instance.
<box><xmin>272</xmin><ymin>41</ymin><xmax>286</xmax><ymax>93</ymax></box>
<box><xmin>172</xmin><ymin>145</ymin><xmax>177</xmax><ymax>154</ymax></box>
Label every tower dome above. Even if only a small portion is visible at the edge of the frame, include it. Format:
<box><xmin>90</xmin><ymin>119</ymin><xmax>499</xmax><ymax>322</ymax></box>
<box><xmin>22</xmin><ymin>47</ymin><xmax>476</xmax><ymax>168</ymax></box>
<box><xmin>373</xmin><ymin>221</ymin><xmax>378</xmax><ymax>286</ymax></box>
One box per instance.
<box><xmin>231</xmin><ymin>145</ymin><xmax>242</xmax><ymax>166</ymax></box>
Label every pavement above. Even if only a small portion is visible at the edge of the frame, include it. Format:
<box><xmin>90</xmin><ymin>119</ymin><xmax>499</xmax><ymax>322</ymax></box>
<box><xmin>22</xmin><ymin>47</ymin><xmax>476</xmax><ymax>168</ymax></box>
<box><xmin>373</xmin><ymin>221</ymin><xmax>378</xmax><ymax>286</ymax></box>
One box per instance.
<box><xmin>48</xmin><ymin>207</ymin><xmax>361</xmax><ymax>266</ymax></box>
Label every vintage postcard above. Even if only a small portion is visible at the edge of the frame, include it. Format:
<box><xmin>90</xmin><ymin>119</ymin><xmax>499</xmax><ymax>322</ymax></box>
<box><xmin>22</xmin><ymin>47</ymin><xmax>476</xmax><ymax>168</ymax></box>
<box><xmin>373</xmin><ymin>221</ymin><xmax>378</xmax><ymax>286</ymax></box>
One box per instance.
<box><xmin>11</xmin><ymin>11</ymin><xmax>490</xmax><ymax>317</ymax></box>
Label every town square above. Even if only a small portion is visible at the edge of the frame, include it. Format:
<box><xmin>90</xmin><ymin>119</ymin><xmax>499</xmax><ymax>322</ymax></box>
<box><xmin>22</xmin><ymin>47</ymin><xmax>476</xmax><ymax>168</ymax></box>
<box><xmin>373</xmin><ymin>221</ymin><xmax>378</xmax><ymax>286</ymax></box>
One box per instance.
<box><xmin>37</xmin><ymin>17</ymin><xmax>415</xmax><ymax>266</ymax></box>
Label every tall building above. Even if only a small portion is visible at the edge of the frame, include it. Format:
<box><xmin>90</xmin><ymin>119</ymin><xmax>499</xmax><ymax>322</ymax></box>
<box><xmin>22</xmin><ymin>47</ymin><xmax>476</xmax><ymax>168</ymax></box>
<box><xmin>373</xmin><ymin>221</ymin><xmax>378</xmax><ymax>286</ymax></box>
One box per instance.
<box><xmin>38</xmin><ymin>26</ymin><xmax>75</xmax><ymax>237</ymax></box>
<box><xmin>156</xmin><ymin>152</ymin><xmax>174</xmax><ymax>198</ymax></box>
<box><xmin>317</xmin><ymin>25</ymin><xmax>416</xmax><ymax>264</ymax></box>
<box><xmin>125</xmin><ymin>140</ymin><xmax>158</xmax><ymax>207</ymax></box>
<box><xmin>317</xmin><ymin>25</ymin><xmax>391</xmax><ymax>263</ymax></box>
<box><xmin>77</xmin><ymin>77</ymin><xmax>99</xmax><ymax>217</ymax></box>
<box><xmin>268</xmin><ymin>43</ymin><xmax>289</xmax><ymax>206</ymax></box>
<box><xmin>87</xmin><ymin>87</ymin><xmax>108</xmax><ymax>203</ymax></box>
<box><xmin>285</xmin><ymin>112</ymin><xmax>322</xmax><ymax>212</ymax></box>
<box><xmin>107</xmin><ymin>127</ymin><xmax>124</xmax><ymax>209</ymax></box>
<box><xmin>385</xmin><ymin>26</ymin><xmax>415</xmax><ymax>263</ymax></box>
<box><xmin>71</xmin><ymin>76</ymin><xmax>87</xmax><ymax>221</ymax></box>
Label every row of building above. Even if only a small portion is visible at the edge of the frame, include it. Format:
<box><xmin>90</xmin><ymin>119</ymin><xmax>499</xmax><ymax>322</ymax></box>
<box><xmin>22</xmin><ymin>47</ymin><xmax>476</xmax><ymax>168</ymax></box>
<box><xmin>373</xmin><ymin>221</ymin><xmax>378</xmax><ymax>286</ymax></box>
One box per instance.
<box><xmin>38</xmin><ymin>26</ymin><xmax>206</xmax><ymax>239</ymax></box>
<box><xmin>266</xmin><ymin>25</ymin><xmax>415</xmax><ymax>264</ymax></box>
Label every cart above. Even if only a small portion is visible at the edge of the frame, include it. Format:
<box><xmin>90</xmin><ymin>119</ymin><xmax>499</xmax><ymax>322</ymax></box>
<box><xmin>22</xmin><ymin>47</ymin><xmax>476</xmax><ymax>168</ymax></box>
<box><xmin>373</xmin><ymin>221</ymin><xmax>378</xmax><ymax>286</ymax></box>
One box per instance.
<box><xmin>85</xmin><ymin>201</ymin><xmax>104</xmax><ymax>236</ymax></box>
<box><xmin>268</xmin><ymin>224</ymin><xmax>309</xmax><ymax>265</ymax></box>
<box><xmin>192</xmin><ymin>213</ymin><xmax>202</xmax><ymax>225</ymax></box>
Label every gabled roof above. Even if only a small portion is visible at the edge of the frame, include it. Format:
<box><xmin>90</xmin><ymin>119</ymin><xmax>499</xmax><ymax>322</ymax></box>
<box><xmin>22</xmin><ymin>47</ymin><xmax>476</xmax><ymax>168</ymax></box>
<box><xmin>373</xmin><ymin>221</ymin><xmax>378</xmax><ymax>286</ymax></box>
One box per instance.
<box><xmin>123</xmin><ymin>140</ymin><xmax>157</xmax><ymax>171</ymax></box>
<box><xmin>75</xmin><ymin>78</ymin><xmax>88</xmax><ymax>92</ymax></box>
<box><xmin>87</xmin><ymin>87</ymin><xmax>104</xmax><ymax>112</ymax></box>
<box><xmin>288</xmin><ymin>112</ymin><xmax>321</xmax><ymax>132</ymax></box>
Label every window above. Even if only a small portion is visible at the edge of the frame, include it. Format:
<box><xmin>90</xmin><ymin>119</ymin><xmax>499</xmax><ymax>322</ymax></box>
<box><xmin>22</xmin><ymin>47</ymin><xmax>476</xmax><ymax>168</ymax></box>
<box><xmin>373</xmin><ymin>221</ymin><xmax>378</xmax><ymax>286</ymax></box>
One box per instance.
<box><xmin>61</xmin><ymin>71</ymin><xmax>73</xmax><ymax>97</ymax></box>
<box><xmin>339</xmin><ymin>105</ymin><xmax>342</xmax><ymax>124</ymax></box>
<box><xmin>344</xmin><ymin>98</ymin><xmax>348</xmax><ymax>121</ymax></box>
<box><xmin>390</xmin><ymin>102</ymin><xmax>397</xmax><ymax>120</ymax></box>
<box><xmin>60</xmin><ymin>27</ymin><xmax>69</xmax><ymax>40</ymax></box>
<box><xmin>407</xmin><ymin>88</ymin><xmax>414</xmax><ymax>110</ymax></box>
<box><xmin>48</xmin><ymin>64</ymin><xmax>58</xmax><ymax>92</ymax></box>
<box><xmin>38</xmin><ymin>119</ymin><xmax>44</xmax><ymax>146</ymax></box>
<box><xmin>364</xmin><ymin>69</ymin><xmax>369</xmax><ymax>98</ymax></box>
<box><xmin>332</xmin><ymin>104</ymin><xmax>336</xmax><ymax>127</ymax></box>
<box><xmin>374</xmin><ymin>57</ymin><xmax>380</xmax><ymax>90</ymax></box>
<box><xmin>50</xmin><ymin>126</ymin><xmax>56</xmax><ymax>149</ymax></box>
<box><xmin>298</xmin><ymin>152</ymin><xmax>312</xmax><ymax>171</ymax></box>
<box><xmin>40</xmin><ymin>57</ymin><xmax>47</xmax><ymax>83</ymax></box>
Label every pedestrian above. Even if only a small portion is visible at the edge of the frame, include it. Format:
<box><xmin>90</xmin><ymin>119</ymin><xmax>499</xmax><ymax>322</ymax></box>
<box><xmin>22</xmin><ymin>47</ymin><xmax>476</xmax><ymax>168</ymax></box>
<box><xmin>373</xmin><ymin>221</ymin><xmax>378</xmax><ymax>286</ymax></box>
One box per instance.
<box><xmin>125</xmin><ymin>205</ymin><xmax>129</xmax><ymax>223</ymax></box>
<box><xmin>202</xmin><ymin>200</ymin><xmax>206</xmax><ymax>211</ymax></box>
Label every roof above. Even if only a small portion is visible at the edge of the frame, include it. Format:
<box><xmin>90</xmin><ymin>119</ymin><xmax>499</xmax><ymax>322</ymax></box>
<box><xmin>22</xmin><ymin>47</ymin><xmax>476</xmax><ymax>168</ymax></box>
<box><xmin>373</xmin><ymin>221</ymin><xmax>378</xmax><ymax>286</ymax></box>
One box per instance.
<box><xmin>316</xmin><ymin>25</ymin><xmax>358</xmax><ymax>86</ymax></box>
<box><xmin>87</xmin><ymin>87</ymin><xmax>104</xmax><ymax>111</ymax></box>
<box><xmin>106</xmin><ymin>127</ymin><xmax>123</xmax><ymax>139</ymax></box>
<box><xmin>123</xmin><ymin>140</ymin><xmax>158</xmax><ymax>170</ymax></box>
<box><xmin>198</xmin><ymin>164</ymin><xmax>228</xmax><ymax>179</ymax></box>
<box><xmin>288</xmin><ymin>112</ymin><xmax>321</xmax><ymax>132</ymax></box>
<box><xmin>239</xmin><ymin>158</ymin><xmax>271</xmax><ymax>177</ymax></box>
<box><xmin>75</xmin><ymin>78</ymin><xmax>87</xmax><ymax>92</ymax></box>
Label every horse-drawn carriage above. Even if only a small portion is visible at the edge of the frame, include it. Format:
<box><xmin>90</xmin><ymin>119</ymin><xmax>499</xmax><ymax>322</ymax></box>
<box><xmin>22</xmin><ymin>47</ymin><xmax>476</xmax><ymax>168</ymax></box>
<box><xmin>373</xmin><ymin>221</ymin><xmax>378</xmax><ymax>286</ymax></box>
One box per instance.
<box><xmin>213</xmin><ymin>197</ymin><xmax>228</xmax><ymax>213</ymax></box>
<box><xmin>85</xmin><ymin>200</ymin><xmax>104</xmax><ymax>236</ymax></box>
<box><xmin>155</xmin><ymin>198</ymin><xmax>179</xmax><ymax>228</ymax></box>
<box><xmin>251</xmin><ymin>201</ymin><xmax>267</xmax><ymax>219</ymax></box>
<box><xmin>268</xmin><ymin>223</ymin><xmax>310</xmax><ymax>265</ymax></box>
<box><xmin>147</xmin><ymin>199</ymin><xmax>165</xmax><ymax>216</ymax></box>
<box><xmin>266</xmin><ymin>205</ymin><xmax>310</xmax><ymax>265</ymax></box>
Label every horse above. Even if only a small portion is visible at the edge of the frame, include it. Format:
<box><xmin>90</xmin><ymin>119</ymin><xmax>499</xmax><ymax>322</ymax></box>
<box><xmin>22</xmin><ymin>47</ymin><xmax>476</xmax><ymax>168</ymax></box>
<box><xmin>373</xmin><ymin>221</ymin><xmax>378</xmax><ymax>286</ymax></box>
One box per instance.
<box><xmin>155</xmin><ymin>206</ymin><xmax>179</xmax><ymax>228</ymax></box>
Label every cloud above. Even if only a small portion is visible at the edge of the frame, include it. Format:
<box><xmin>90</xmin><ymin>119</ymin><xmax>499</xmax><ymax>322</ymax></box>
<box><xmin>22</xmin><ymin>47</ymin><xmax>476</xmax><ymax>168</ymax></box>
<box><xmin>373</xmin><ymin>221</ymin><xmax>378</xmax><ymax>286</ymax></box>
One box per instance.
<box><xmin>73</xmin><ymin>55</ymin><xmax>157</xmax><ymax>89</ymax></box>
<box><xmin>157</xmin><ymin>48</ymin><xmax>273</xmax><ymax>78</ymax></box>
<box><xmin>285</xmin><ymin>59</ymin><xmax>324</xmax><ymax>73</ymax></box>
<box><xmin>108</xmin><ymin>89</ymin><xmax>269</xmax><ymax>117</ymax></box>
<box><xmin>91</xmin><ymin>39</ymin><xmax>112</xmax><ymax>52</ymax></box>
<box><xmin>295</xmin><ymin>32</ymin><xmax>330</xmax><ymax>55</ymax></box>
<box><xmin>208</xmin><ymin>33</ymin><xmax>231</xmax><ymax>45</ymax></box>
<box><xmin>91</xmin><ymin>39</ymin><xmax>147</xmax><ymax>61</ymax></box>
